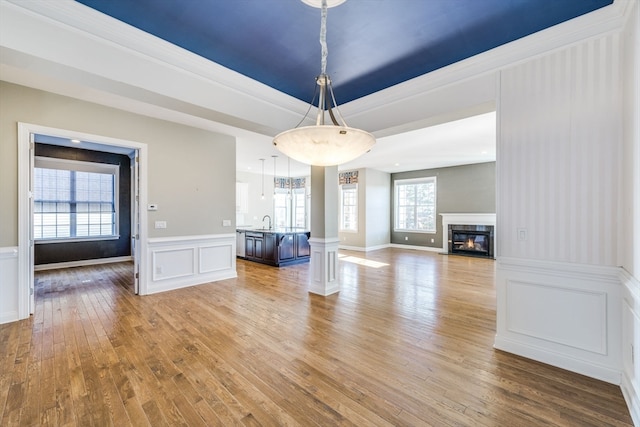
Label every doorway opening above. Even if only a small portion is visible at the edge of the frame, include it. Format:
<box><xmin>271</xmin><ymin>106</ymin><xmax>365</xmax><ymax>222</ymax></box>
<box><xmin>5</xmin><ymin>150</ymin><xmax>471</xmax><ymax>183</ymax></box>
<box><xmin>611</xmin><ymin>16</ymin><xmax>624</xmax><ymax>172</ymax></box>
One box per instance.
<box><xmin>17</xmin><ymin>123</ymin><xmax>148</xmax><ymax>319</ymax></box>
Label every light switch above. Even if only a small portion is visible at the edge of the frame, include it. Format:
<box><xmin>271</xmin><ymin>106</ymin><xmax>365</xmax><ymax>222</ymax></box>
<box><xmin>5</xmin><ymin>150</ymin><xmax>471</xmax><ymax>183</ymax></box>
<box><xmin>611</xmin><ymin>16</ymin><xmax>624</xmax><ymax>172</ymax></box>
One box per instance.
<box><xmin>148</xmin><ymin>204</ymin><xmax>158</xmax><ymax>211</ymax></box>
<box><xmin>155</xmin><ymin>221</ymin><xmax>167</xmax><ymax>229</ymax></box>
<box><xmin>223</xmin><ymin>219</ymin><xmax>231</xmax><ymax>226</ymax></box>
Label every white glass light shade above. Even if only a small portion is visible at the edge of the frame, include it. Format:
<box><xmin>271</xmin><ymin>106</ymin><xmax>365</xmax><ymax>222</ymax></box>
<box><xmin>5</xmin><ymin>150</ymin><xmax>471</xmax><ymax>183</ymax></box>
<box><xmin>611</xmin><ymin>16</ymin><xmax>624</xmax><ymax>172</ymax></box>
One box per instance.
<box><xmin>273</xmin><ymin>125</ymin><xmax>375</xmax><ymax>166</ymax></box>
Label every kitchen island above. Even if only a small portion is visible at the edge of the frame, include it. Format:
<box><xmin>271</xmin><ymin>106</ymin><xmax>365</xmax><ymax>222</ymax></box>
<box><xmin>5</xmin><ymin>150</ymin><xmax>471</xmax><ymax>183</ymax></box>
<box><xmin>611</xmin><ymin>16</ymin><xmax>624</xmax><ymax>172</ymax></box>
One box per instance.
<box><xmin>237</xmin><ymin>228</ymin><xmax>310</xmax><ymax>267</ymax></box>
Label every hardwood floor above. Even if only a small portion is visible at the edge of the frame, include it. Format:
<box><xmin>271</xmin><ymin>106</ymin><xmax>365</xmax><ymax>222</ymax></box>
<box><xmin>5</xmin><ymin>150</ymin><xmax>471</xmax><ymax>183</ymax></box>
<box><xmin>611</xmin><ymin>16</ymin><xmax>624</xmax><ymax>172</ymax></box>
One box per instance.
<box><xmin>0</xmin><ymin>249</ymin><xmax>632</xmax><ymax>426</ymax></box>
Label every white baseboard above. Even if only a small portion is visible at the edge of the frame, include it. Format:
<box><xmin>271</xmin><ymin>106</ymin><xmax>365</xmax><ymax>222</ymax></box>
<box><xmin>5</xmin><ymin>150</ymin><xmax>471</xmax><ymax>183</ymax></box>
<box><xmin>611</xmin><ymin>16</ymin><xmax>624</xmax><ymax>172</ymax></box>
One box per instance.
<box><xmin>389</xmin><ymin>243</ymin><xmax>443</xmax><ymax>253</ymax></box>
<box><xmin>0</xmin><ymin>247</ymin><xmax>19</xmax><ymax>324</ymax></box>
<box><xmin>495</xmin><ymin>257</ymin><xmax>622</xmax><ymax>385</ymax></box>
<box><xmin>494</xmin><ymin>335</ymin><xmax>621</xmax><ymax>384</ymax></box>
<box><xmin>146</xmin><ymin>234</ymin><xmax>236</xmax><ymax>295</ymax></box>
<box><xmin>622</xmin><ymin>370</ymin><xmax>640</xmax><ymax>427</ymax></box>
<box><xmin>34</xmin><ymin>255</ymin><xmax>133</xmax><ymax>271</ymax></box>
<box><xmin>339</xmin><ymin>243</ymin><xmax>391</xmax><ymax>252</ymax></box>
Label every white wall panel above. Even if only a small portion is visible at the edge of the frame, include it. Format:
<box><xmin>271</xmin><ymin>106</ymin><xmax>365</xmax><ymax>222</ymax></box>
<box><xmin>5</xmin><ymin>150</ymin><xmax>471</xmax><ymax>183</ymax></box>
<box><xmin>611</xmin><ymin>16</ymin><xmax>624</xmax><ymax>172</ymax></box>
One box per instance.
<box><xmin>506</xmin><ymin>280</ymin><xmax>607</xmax><ymax>354</ymax></box>
<box><xmin>496</xmin><ymin>257</ymin><xmax>622</xmax><ymax>384</ymax></box>
<box><xmin>622</xmin><ymin>269</ymin><xmax>640</xmax><ymax>424</ymax></box>
<box><xmin>152</xmin><ymin>248</ymin><xmax>195</xmax><ymax>281</ymax></box>
<box><xmin>496</xmin><ymin>30</ymin><xmax>626</xmax><ymax>386</ymax></box>
<box><xmin>199</xmin><ymin>244</ymin><xmax>233</xmax><ymax>274</ymax></box>
<box><xmin>147</xmin><ymin>234</ymin><xmax>236</xmax><ymax>295</ymax></box>
<box><xmin>620</xmin><ymin>2</ymin><xmax>640</xmax><ymax>424</ymax></box>
<box><xmin>498</xmin><ymin>33</ymin><xmax>622</xmax><ymax>265</ymax></box>
<box><xmin>0</xmin><ymin>247</ymin><xmax>19</xmax><ymax>324</ymax></box>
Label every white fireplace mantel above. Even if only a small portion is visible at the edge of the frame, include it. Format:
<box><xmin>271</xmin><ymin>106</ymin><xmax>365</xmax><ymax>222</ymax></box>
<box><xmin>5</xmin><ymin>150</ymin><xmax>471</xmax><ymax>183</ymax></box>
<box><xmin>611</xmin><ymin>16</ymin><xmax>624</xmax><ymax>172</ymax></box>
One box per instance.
<box><xmin>440</xmin><ymin>213</ymin><xmax>496</xmax><ymax>254</ymax></box>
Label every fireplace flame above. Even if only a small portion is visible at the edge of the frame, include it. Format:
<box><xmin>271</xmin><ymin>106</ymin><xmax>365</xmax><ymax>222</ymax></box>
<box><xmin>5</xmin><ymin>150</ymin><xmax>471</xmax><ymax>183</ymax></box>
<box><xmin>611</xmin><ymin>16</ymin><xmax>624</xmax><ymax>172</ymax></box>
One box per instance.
<box><xmin>466</xmin><ymin>238</ymin><xmax>475</xmax><ymax>249</ymax></box>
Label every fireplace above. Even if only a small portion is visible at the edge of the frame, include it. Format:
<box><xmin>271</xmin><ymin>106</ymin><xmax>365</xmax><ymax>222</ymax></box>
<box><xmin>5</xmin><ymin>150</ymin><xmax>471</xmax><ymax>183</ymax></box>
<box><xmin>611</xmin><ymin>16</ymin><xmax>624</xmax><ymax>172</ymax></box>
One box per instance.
<box><xmin>450</xmin><ymin>226</ymin><xmax>494</xmax><ymax>258</ymax></box>
<box><xmin>440</xmin><ymin>213</ymin><xmax>496</xmax><ymax>259</ymax></box>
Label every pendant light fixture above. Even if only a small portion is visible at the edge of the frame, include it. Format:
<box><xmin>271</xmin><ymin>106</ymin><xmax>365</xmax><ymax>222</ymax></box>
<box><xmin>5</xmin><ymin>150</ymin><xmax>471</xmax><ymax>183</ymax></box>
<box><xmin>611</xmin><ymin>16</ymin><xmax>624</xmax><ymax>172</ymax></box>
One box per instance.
<box><xmin>272</xmin><ymin>155</ymin><xmax>278</xmax><ymax>198</ymax></box>
<box><xmin>287</xmin><ymin>156</ymin><xmax>292</xmax><ymax>199</ymax></box>
<box><xmin>259</xmin><ymin>158</ymin><xmax>265</xmax><ymax>199</ymax></box>
<box><xmin>272</xmin><ymin>0</ymin><xmax>375</xmax><ymax>166</ymax></box>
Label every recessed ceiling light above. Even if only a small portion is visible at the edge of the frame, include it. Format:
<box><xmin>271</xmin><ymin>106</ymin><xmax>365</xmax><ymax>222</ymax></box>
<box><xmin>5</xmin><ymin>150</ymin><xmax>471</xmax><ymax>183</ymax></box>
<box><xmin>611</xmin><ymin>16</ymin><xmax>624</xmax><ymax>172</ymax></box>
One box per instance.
<box><xmin>394</xmin><ymin>163</ymin><xmax>400</xmax><ymax>166</ymax></box>
<box><xmin>481</xmin><ymin>151</ymin><xmax>488</xmax><ymax>155</ymax></box>
<box><xmin>71</xmin><ymin>139</ymin><xmax>81</xmax><ymax>143</ymax></box>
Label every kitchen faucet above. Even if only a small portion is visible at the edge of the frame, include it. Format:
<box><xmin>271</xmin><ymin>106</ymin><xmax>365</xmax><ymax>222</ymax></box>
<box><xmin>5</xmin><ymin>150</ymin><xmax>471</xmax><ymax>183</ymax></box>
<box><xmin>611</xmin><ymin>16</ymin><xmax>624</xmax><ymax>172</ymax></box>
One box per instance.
<box><xmin>262</xmin><ymin>215</ymin><xmax>272</xmax><ymax>230</ymax></box>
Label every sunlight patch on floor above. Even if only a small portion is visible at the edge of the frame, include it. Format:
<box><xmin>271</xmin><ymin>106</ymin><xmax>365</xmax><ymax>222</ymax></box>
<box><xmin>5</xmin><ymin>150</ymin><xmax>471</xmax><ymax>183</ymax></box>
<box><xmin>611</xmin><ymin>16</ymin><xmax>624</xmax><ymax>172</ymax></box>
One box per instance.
<box><xmin>338</xmin><ymin>254</ymin><xmax>389</xmax><ymax>268</ymax></box>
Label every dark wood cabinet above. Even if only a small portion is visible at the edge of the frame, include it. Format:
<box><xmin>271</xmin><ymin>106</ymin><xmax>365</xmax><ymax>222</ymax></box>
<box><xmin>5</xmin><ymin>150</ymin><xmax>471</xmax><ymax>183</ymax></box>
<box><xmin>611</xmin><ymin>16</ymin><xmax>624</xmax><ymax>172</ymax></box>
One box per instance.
<box><xmin>296</xmin><ymin>232</ymin><xmax>310</xmax><ymax>258</ymax></box>
<box><xmin>243</xmin><ymin>230</ymin><xmax>310</xmax><ymax>267</ymax></box>
<box><xmin>278</xmin><ymin>234</ymin><xmax>295</xmax><ymax>261</ymax></box>
<box><xmin>264</xmin><ymin>233</ymin><xmax>276</xmax><ymax>263</ymax></box>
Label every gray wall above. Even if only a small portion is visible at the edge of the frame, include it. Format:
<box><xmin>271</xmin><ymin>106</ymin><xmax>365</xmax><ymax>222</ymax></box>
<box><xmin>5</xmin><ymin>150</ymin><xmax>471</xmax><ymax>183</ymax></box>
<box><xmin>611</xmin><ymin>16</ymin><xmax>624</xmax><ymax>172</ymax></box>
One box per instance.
<box><xmin>391</xmin><ymin>162</ymin><xmax>495</xmax><ymax>249</ymax></box>
<box><xmin>33</xmin><ymin>144</ymin><xmax>132</xmax><ymax>265</ymax></box>
<box><xmin>338</xmin><ymin>168</ymin><xmax>391</xmax><ymax>250</ymax></box>
<box><xmin>0</xmin><ymin>81</ymin><xmax>236</xmax><ymax>247</ymax></box>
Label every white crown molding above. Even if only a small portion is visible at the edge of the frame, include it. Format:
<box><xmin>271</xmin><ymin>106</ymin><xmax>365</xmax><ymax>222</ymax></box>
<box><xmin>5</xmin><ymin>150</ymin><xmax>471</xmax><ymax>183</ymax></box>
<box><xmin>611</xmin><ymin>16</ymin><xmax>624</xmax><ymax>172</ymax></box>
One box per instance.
<box><xmin>341</xmin><ymin>0</ymin><xmax>632</xmax><ymax>119</ymax></box>
<box><xmin>1</xmin><ymin>0</ymin><xmax>308</xmax><ymax>114</ymax></box>
<box><xmin>0</xmin><ymin>0</ymin><xmax>633</xmax><ymax>140</ymax></box>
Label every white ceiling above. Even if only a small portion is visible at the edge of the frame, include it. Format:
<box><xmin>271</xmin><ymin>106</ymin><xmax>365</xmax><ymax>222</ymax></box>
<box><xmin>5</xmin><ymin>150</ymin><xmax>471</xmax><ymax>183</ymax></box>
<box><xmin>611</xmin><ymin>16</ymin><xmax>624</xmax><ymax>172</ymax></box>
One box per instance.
<box><xmin>236</xmin><ymin>111</ymin><xmax>496</xmax><ymax>177</ymax></box>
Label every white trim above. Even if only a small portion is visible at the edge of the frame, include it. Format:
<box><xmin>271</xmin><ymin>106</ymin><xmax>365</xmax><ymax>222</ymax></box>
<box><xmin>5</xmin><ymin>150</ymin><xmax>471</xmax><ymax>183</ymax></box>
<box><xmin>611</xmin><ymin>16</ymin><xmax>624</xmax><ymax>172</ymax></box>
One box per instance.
<box><xmin>389</xmin><ymin>243</ymin><xmax>442</xmax><ymax>253</ymax></box>
<box><xmin>0</xmin><ymin>247</ymin><xmax>19</xmax><ymax>324</ymax></box>
<box><xmin>339</xmin><ymin>243</ymin><xmax>392</xmax><ymax>252</ymax></box>
<box><xmin>308</xmin><ymin>237</ymin><xmax>340</xmax><ymax>296</ymax></box>
<box><xmin>18</xmin><ymin>122</ymin><xmax>149</xmax><ymax>321</ymax></box>
<box><xmin>394</xmin><ymin>176</ymin><xmax>437</xmax><ymax>233</ymax></box>
<box><xmin>0</xmin><ymin>247</ymin><xmax>19</xmax><ymax>259</ymax></box>
<box><xmin>495</xmin><ymin>257</ymin><xmax>622</xmax><ymax>385</ymax></box>
<box><xmin>494</xmin><ymin>335</ymin><xmax>621</xmax><ymax>385</ymax></box>
<box><xmin>34</xmin><ymin>256</ymin><xmax>133</xmax><ymax>271</ymax></box>
<box><xmin>498</xmin><ymin>256</ymin><xmax>621</xmax><ymax>283</ymax></box>
<box><xmin>621</xmin><ymin>268</ymin><xmax>640</xmax><ymax>427</ymax></box>
<box><xmin>146</xmin><ymin>234</ymin><xmax>236</xmax><ymax>295</ymax></box>
<box><xmin>440</xmin><ymin>213</ymin><xmax>496</xmax><ymax>254</ymax></box>
<box><xmin>147</xmin><ymin>233</ymin><xmax>236</xmax><ymax>245</ymax></box>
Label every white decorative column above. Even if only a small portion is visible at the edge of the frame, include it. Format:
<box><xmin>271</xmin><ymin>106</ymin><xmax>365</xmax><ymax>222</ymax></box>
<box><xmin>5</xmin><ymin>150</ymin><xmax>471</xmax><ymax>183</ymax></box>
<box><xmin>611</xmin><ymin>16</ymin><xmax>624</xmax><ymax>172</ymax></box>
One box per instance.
<box><xmin>308</xmin><ymin>165</ymin><xmax>340</xmax><ymax>296</ymax></box>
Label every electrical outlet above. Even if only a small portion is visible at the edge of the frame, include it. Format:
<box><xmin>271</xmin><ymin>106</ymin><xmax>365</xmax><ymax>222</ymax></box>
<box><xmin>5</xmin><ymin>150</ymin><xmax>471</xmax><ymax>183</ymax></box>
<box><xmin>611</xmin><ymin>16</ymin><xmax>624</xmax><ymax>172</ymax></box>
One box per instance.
<box><xmin>222</xmin><ymin>219</ymin><xmax>231</xmax><ymax>226</ymax></box>
<box><xmin>155</xmin><ymin>221</ymin><xmax>167</xmax><ymax>229</ymax></box>
<box><xmin>517</xmin><ymin>228</ymin><xmax>527</xmax><ymax>241</ymax></box>
<box><xmin>431</xmin><ymin>238</ymin><xmax>435</xmax><ymax>243</ymax></box>
<box><xmin>405</xmin><ymin>236</ymin><xmax>408</xmax><ymax>241</ymax></box>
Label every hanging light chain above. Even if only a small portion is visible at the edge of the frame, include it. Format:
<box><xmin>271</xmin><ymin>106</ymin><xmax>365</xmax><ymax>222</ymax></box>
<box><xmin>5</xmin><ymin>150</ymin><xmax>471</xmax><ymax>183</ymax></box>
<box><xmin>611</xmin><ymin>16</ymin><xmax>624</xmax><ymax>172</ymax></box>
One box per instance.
<box><xmin>320</xmin><ymin>0</ymin><xmax>328</xmax><ymax>75</ymax></box>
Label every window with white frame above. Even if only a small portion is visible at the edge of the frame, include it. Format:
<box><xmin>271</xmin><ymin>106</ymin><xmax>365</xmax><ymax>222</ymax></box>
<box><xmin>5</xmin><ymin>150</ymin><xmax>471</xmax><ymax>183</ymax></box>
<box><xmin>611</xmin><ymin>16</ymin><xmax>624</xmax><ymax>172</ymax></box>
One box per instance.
<box><xmin>274</xmin><ymin>185</ymin><xmax>307</xmax><ymax>229</ymax></box>
<box><xmin>33</xmin><ymin>157</ymin><xmax>119</xmax><ymax>241</ymax></box>
<box><xmin>394</xmin><ymin>177</ymin><xmax>436</xmax><ymax>232</ymax></box>
<box><xmin>340</xmin><ymin>183</ymin><xmax>358</xmax><ymax>231</ymax></box>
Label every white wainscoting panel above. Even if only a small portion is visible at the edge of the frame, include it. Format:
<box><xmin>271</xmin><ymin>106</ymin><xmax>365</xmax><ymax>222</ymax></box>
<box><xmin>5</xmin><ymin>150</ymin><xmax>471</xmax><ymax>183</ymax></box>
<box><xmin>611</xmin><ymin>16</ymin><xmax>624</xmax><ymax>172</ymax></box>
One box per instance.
<box><xmin>152</xmin><ymin>248</ymin><xmax>195</xmax><ymax>281</ymax></box>
<box><xmin>495</xmin><ymin>257</ymin><xmax>622</xmax><ymax>384</ymax></box>
<box><xmin>621</xmin><ymin>269</ymin><xmax>640</xmax><ymax>426</ymax></box>
<box><xmin>506</xmin><ymin>280</ymin><xmax>607</xmax><ymax>354</ymax></box>
<box><xmin>147</xmin><ymin>234</ymin><xmax>236</xmax><ymax>295</ymax></box>
<box><xmin>0</xmin><ymin>247</ymin><xmax>19</xmax><ymax>324</ymax></box>
<box><xmin>199</xmin><ymin>244</ymin><xmax>233</xmax><ymax>274</ymax></box>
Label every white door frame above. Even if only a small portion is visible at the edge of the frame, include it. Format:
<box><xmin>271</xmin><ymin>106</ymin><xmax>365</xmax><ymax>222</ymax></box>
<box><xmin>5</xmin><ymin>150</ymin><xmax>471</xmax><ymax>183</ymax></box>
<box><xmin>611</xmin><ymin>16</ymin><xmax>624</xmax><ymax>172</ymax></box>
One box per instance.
<box><xmin>17</xmin><ymin>123</ymin><xmax>149</xmax><ymax>319</ymax></box>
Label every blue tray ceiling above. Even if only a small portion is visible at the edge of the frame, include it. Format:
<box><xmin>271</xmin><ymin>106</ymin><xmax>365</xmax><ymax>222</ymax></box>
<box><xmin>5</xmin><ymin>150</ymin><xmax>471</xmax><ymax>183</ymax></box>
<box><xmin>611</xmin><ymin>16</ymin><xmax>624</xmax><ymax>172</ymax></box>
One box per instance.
<box><xmin>75</xmin><ymin>0</ymin><xmax>613</xmax><ymax>104</ymax></box>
